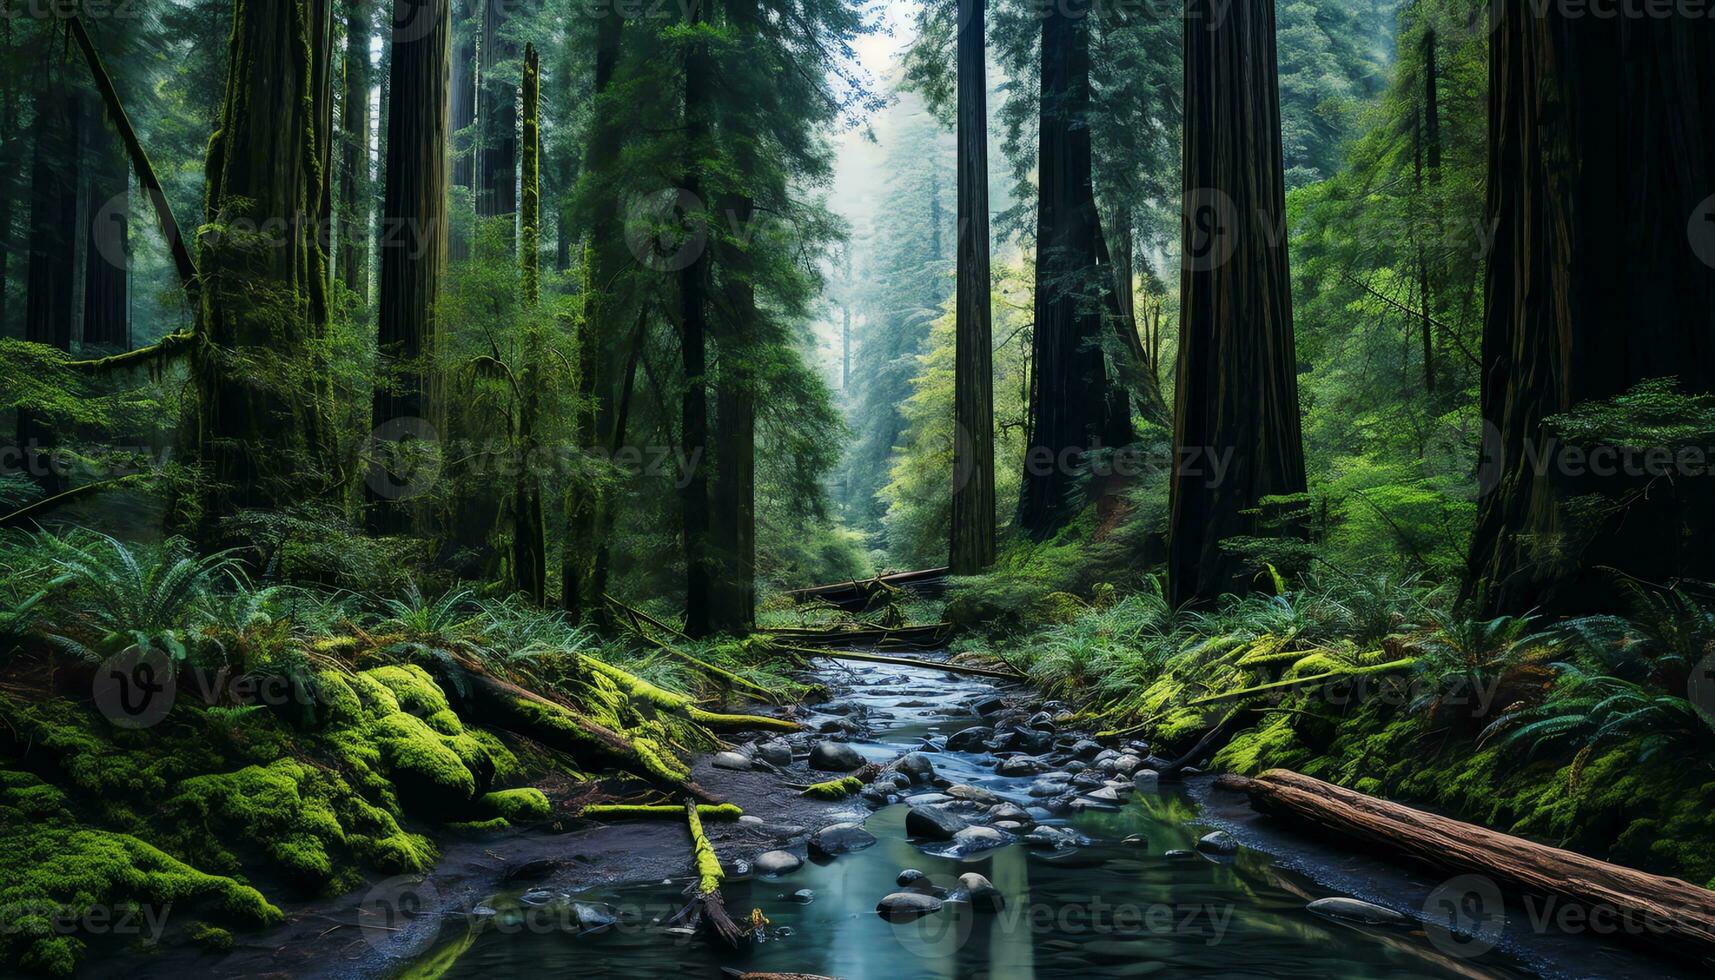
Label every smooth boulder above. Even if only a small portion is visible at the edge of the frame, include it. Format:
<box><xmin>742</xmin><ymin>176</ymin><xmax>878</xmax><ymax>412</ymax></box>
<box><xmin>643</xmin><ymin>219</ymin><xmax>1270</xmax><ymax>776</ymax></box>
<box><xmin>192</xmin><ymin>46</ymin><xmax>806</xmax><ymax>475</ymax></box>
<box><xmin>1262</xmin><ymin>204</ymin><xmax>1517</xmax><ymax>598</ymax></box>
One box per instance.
<box><xmin>876</xmin><ymin>891</ymin><xmax>943</xmax><ymax>921</ymax></box>
<box><xmin>810</xmin><ymin>822</ymin><xmax>878</xmax><ymax>856</ymax></box>
<box><xmin>753</xmin><ymin>850</ymin><xmax>803</xmax><ymax>876</ymax></box>
<box><xmin>809</xmin><ymin>741</ymin><xmax>866</xmax><ymax>772</ymax></box>
<box><xmin>905</xmin><ymin>805</ymin><xmax>968</xmax><ymax>840</ymax></box>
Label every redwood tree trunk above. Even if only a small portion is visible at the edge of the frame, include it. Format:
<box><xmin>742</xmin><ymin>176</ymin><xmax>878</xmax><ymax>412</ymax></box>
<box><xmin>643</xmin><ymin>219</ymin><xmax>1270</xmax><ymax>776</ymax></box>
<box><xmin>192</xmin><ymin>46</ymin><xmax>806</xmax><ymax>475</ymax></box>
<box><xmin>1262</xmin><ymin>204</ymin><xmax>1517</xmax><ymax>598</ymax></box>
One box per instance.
<box><xmin>512</xmin><ymin>42</ymin><xmax>546</xmax><ymax>603</ymax></box>
<box><xmin>1464</xmin><ymin>7</ymin><xmax>1715</xmax><ymax>615</ymax></box>
<box><xmin>563</xmin><ymin>0</ymin><xmax>626</xmax><ymax>619</ymax></box>
<box><xmin>367</xmin><ymin>0</ymin><xmax>450</xmax><ymax>534</ymax></box>
<box><xmin>1167</xmin><ymin>0</ymin><xmax>1307</xmax><ymax>606</ymax></box>
<box><xmin>449</xmin><ymin>0</ymin><xmax>476</xmax><ymax>260</ymax></box>
<box><xmin>710</xmin><ymin>193</ymin><xmax>756</xmax><ymax>635</ymax></box>
<box><xmin>20</xmin><ymin>91</ymin><xmax>80</xmax><ymax>492</ymax></box>
<box><xmin>1018</xmin><ymin>3</ymin><xmax>1122</xmax><ymax>539</ymax></box>
<box><xmin>950</xmin><ymin>0</ymin><xmax>995</xmax><ymax>574</ymax></box>
<box><xmin>475</xmin><ymin>0</ymin><xmax>516</xmax><ymax>232</ymax></box>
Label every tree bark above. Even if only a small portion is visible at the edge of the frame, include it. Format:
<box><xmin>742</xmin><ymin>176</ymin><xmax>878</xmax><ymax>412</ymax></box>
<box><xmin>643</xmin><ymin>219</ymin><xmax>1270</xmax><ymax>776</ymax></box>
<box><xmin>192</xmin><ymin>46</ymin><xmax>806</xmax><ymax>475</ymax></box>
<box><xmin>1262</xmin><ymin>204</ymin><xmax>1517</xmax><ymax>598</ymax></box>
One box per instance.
<box><xmin>710</xmin><ymin>192</ymin><xmax>757</xmax><ymax>636</ymax></box>
<box><xmin>80</xmin><ymin>93</ymin><xmax>130</xmax><ymax>351</ymax></box>
<box><xmin>1166</xmin><ymin>0</ymin><xmax>1307</xmax><ymax>606</ymax></box>
<box><xmin>367</xmin><ymin>0</ymin><xmax>450</xmax><ymax>534</ymax></box>
<box><xmin>1018</xmin><ymin>3</ymin><xmax>1122</xmax><ymax>539</ymax></box>
<box><xmin>1464</xmin><ymin>7</ymin><xmax>1715</xmax><ymax>615</ymax></box>
<box><xmin>338</xmin><ymin>0</ymin><xmax>373</xmax><ymax>301</ymax></box>
<box><xmin>949</xmin><ymin>0</ymin><xmax>995</xmax><ymax>575</ymax></box>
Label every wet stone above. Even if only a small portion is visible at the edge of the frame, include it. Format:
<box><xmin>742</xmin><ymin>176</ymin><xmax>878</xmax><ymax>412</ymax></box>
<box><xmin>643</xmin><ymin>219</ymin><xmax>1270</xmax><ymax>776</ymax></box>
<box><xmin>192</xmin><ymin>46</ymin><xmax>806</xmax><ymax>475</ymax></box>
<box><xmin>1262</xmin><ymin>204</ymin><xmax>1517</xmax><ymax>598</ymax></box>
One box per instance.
<box><xmin>810</xmin><ymin>822</ymin><xmax>878</xmax><ymax>856</ymax></box>
<box><xmin>712</xmin><ymin>751</ymin><xmax>753</xmax><ymax>771</ymax></box>
<box><xmin>876</xmin><ymin>891</ymin><xmax>943</xmax><ymax>921</ymax></box>
<box><xmin>753</xmin><ymin>850</ymin><xmax>803</xmax><ymax>876</ymax></box>
<box><xmin>809</xmin><ymin>741</ymin><xmax>866</xmax><ymax>772</ymax></box>
<box><xmin>1195</xmin><ymin>830</ymin><xmax>1239</xmax><ymax>856</ymax></box>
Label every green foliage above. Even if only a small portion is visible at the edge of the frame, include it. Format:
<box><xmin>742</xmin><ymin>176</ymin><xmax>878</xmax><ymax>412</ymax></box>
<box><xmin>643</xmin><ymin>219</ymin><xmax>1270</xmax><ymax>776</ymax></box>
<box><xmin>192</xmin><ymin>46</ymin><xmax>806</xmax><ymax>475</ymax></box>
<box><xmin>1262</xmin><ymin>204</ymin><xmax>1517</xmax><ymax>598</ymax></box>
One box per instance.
<box><xmin>40</xmin><ymin>533</ymin><xmax>238</xmax><ymax>666</ymax></box>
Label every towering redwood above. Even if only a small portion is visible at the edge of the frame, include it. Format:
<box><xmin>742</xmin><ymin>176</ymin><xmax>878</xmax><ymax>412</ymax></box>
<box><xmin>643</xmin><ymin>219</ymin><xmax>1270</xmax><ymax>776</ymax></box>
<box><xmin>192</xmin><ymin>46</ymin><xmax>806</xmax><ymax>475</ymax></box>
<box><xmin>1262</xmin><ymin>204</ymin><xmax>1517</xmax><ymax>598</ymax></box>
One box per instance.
<box><xmin>1464</xmin><ymin>7</ymin><xmax>1715</xmax><ymax>615</ymax></box>
<box><xmin>367</xmin><ymin>0</ymin><xmax>450</xmax><ymax>534</ymax></box>
<box><xmin>1167</xmin><ymin>0</ymin><xmax>1306</xmax><ymax>606</ymax></box>
<box><xmin>949</xmin><ymin>0</ymin><xmax>994</xmax><ymax>574</ymax></box>
<box><xmin>563</xmin><ymin>0</ymin><xmax>626</xmax><ymax>619</ymax></box>
<box><xmin>196</xmin><ymin>0</ymin><xmax>337</xmax><ymax>533</ymax></box>
<box><xmin>475</xmin><ymin>0</ymin><xmax>517</xmax><ymax>232</ymax></box>
<box><xmin>680</xmin><ymin>0</ymin><xmax>713</xmax><ymax>637</ymax></box>
<box><xmin>1017</xmin><ymin>1</ymin><xmax>1123</xmax><ymax>539</ymax></box>
<box><xmin>512</xmin><ymin>42</ymin><xmax>546</xmax><ymax>602</ymax></box>
<box><xmin>337</xmin><ymin>0</ymin><xmax>373</xmax><ymax>299</ymax></box>
<box><xmin>81</xmin><ymin>96</ymin><xmax>130</xmax><ymax>351</ymax></box>
<box><xmin>449</xmin><ymin>0</ymin><xmax>476</xmax><ymax>260</ymax></box>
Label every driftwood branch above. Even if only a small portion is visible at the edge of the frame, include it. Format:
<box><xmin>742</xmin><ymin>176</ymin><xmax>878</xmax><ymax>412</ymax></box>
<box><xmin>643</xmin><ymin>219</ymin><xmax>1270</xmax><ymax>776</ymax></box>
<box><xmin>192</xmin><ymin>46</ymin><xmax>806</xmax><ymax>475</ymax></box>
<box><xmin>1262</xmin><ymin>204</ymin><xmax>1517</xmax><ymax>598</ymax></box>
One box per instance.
<box><xmin>1223</xmin><ymin>770</ymin><xmax>1715</xmax><ymax>964</ymax></box>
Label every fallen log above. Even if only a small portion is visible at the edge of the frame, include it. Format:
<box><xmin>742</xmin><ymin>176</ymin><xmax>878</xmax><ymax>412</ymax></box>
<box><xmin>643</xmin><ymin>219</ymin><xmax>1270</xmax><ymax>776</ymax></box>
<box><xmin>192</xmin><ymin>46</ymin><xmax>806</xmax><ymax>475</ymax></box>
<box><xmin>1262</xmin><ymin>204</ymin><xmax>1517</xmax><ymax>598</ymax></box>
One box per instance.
<box><xmin>763</xmin><ymin>622</ymin><xmax>952</xmax><ymax>652</ymax></box>
<box><xmin>785</xmin><ymin>567</ymin><xmax>949</xmax><ymax>611</ymax></box>
<box><xmin>1224</xmin><ymin>769</ymin><xmax>1715</xmax><ymax>964</ymax></box>
<box><xmin>424</xmin><ymin>658</ymin><xmax>723</xmax><ymax>803</ymax></box>
<box><xmin>582</xmin><ymin>657</ymin><xmax>799</xmax><ymax>733</ymax></box>
<box><xmin>770</xmin><ymin>644</ymin><xmax>1021</xmax><ymax>680</ymax></box>
<box><xmin>1185</xmin><ymin>659</ymin><xmax>1416</xmax><ymax>707</ymax></box>
<box><xmin>680</xmin><ymin>798</ymin><xmax>743</xmax><ymax>946</ymax></box>
<box><xmin>605</xmin><ymin>595</ymin><xmax>789</xmax><ymax>703</ymax></box>
<box><xmin>580</xmin><ymin>803</ymin><xmax>743</xmax><ymax>821</ymax></box>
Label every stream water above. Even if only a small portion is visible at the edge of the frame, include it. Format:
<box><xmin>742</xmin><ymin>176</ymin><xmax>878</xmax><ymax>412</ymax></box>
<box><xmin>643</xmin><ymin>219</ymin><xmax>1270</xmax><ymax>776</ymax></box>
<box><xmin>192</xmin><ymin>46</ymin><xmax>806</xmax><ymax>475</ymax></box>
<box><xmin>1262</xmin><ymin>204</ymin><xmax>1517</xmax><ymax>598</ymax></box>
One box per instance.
<box><xmin>401</xmin><ymin>659</ymin><xmax>1688</xmax><ymax>980</ymax></box>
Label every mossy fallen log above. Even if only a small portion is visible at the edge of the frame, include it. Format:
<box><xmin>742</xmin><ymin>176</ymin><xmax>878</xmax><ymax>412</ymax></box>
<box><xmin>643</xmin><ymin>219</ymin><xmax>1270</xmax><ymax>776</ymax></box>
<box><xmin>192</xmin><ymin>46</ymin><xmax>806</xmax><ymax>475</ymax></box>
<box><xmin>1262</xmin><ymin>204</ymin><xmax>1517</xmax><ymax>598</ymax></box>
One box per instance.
<box><xmin>606</xmin><ymin>596</ymin><xmax>786</xmax><ymax>703</ymax></box>
<box><xmin>424</xmin><ymin>660</ymin><xmax>722</xmax><ymax>803</ymax></box>
<box><xmin>1223</xmin><ymin>769</ymin><xmax>1715</xmax><ymax>965</ymax></box>
<box><xmin>581</xmin><ymin>657</ymin><xmax>799</xmax><ymax>733</ymax></box>
<box><xmin>682</xmin><ymin>798</ymin><xmax>743</xmax><ymax>946</ymax></box>
<box><xmin>1185</xmin><ymin>658</ymin><xmax>1415</xmax><ymax>707</ymax></box>
<box><xmin>580</xmin><ymin>803</ymin><xmax>744</xmax><ymax>820</ymax></box>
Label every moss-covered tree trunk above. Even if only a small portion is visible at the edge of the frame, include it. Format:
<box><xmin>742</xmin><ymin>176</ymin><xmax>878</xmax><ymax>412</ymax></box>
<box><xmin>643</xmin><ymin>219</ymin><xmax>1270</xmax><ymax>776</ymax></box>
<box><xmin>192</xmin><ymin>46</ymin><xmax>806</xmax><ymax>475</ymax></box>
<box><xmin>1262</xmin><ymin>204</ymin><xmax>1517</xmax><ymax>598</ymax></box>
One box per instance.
<box><xmin>367</xmin><ymin>0</ymin><xmax>449</xmax><ymax>534</ymax></box>
<box><xmin>511</xmin><ymin>42</ymin><xmax>546</xmax><ymax>603</ymax></box>
<box><xmin>563</xmin><ymin>0</ymin><xmax>626</xmax><ymax>621</ymax></box>
<box><xmin>680</xmin><ymin>0</ymin><xmax>713</xmax><ymax>638</ymax></box>
<box><xmin>949</xmin><ymin>0</ymin><xmax>995</xmax><ymax>575</ymax></box>
<box><xmin>195</xmin><ymin>0</ymin><xmax>337</xmax><ymax>535</ymax></box>
<box><xmin>1464</xmin><ymin>7</ymin><xmax>1715</xmax><ymax>615</ymax></box>
<box><xmin>1017</xmin><ymin>3</ymin><xmax>1123</xmax><ymax>539</ymax></box>
<box><xmin>337</xmin><ymin>0</ymin><xmax>373</xmax><ymax>301</ymax></box>
<box><xmin>1166</xmin><ymin>0</ymin><xmax>1306</xmax><ymax>606</ymax></box>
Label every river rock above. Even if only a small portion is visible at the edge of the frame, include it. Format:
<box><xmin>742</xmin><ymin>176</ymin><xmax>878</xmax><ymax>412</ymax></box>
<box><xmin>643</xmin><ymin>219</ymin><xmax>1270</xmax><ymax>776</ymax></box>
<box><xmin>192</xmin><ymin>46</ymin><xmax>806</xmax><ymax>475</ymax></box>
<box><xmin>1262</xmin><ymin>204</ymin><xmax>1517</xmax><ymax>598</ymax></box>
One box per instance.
<box><xmin>996</xmin><ymin>755</ymin><xmax>1046</xmax><ymax>776</ymax></box>
<box><xmin>897</xmin><ymin>868</ymin><xmax>927</xmax><ymax>886</ymax></box>
<box><xmin>817</xmin><ymin>718</ymin><xmax>859</xmax><ymax>735</ymax></box>
<box><xmin>1082</xmin><ymin>785</ymin><xmax>1124</xmax><ymax>803</ymax></box>
<box><xmin>1026</xmin><ymin>710</ymin><xmax>1056</xmax><ymax>730</ymax></box>
<box><xmin>1306</xmin><ymin>897</ymin><xmax>1412</xmax><ymax>926</ymax></box>
<box><xmin>519</xmin><ymin>888</ymin><xmax>559</xmax><ymax>906</ymax></box>
<box><xmin>752</xmin><ymin>850</ymin><xmax>803</xmax><ymax>876</ymax></box>
<box><xmin>1110</xmin><ymin>753</ymin><xmax>1144</xmax><ymax>776</ymax></box>
<box><xmin>946</xmin><ymin>726</ymin><xmax>993</xmax><ymax>751</ymax></box>
<box><xmin>905</xmin><ymin>805</ymin><xmax>968</xmax><ymax>840</ymax></box>
<box><xmin>945</xmin><ymin>783</ymin><xmax>999</xmax><ymax>804</ymax></box>
<box><xmin>958</xmin><ymin>872</ymin><xmax>1005</xmax><ymax>911</ymax></box>
<box><xmin>1070</xmin><ymin>738</ymin><xmax>1105</xmax><ymax>759</ymax></box>
<box><xmin>1092</xmin><ymin>748</ymin><xmax>1120</xmax><ymax>765</ymax></box>
<box><xmin>1026</xmin><ymin>779</ymin><xmax>1067</xmax><ymax>797</ymax></box>
<box><xmin>712</xmin><ymin>751</ymin><xmax>753</xmax><ymax>771</ymax></box>
<box><xmin>971</xmin><ymin>694</ymin><xmax>1007</xmax><ymax>716</ymax></box>
<box><xmin>1071</xmin><ymin>770</ymin><xmax>1107</xmax><ymax>790</ymax></box>
<box><xmin>993</xmin><ymin>820</ymin><xmax>1024</xmax><ymax>832</ymax></box>
<box><xmin>904</xmin><ymin>791</ymin><xmax>952</xmax><ymax>806</ymax></box>
<box><xmin>573</xmin><ymin>903</ymin><xmax>618</xmax><ymax>931</ymax></box>
<box><xmin>786</xmin><ymin>888</ymin><xmax>815</xmax><ymax>904</ymax></box>
<box><xmin>1195</xmin><ymin>830</ymin><xmax>1238</xmax><ymax>856</ymax></box>
<box><xmin>1023</xmin><ymin>826</ymin><xmax>1077</xmax><ymax>849</ymax></box>
<box><xmin>895</xmin><ymin>752</ymin><xmax>936</xmax><ymax>783</ymax></box>
<box><xmin>860</xmin><ymin>784</ymin><xmax>894</xmax><ymax>807</ymax></box>
<box><xmin>809</xmin><ymin>741</ymin><xmax>866</xmax><ymax>772</ymax></box>
<box><xmin>951</xmin><ymin>825</ymin><xmax>1008</xmax><ymax>853</ymax></box>
<box><xmin>876</xmin><ymin>891</ymin><xmax>943</xmax><ymax>921</ymax></box>
<box><xmin>1133</xmin><ymin>769</ymin><xmax>1161</xmax><ymax>792</ymax></box>
<box><xmin>810</xmin><ymin>822</ymin><xmax>877</xmax><ymax>856</ymax></box>
<box><xmin>754</xmin><ymin>740</ymin><xmax>794</xmax><ymax>766</ymax></box>
<box><xmin>989</xmin><ymin>802</ymin><xmax>1031</xmax><ymax>823</ymax></box>
<box><xmin>1164</xmin><ymin>848</ymin><xmax>1196</xmax><ymax>858</ymax></box>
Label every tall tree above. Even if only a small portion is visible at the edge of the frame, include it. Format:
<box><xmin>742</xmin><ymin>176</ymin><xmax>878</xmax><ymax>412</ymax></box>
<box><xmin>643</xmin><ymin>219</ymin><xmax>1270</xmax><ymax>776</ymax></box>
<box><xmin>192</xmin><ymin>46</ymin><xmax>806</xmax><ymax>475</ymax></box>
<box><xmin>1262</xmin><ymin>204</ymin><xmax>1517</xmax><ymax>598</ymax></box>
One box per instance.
<box><xmin>367</xmin><ymin>0</ymin><xmax>450</xmax><ymax>533</ymax></box>
<box><xmin>475</xmin><ymin>0</ymin><xmax>517</xmax><ymax>233</ymax></box>
<box><xmin>563</xmin><ymin>0</ymin><xmax>627</xmax><ymax>619</ymax></box>
<box><xmin>512</xmin><ymin>41</ymin><xmax>546</xmax><ymax>602</ymax></box>
<box><xmin>449</xmin><ymin>0</ymin><xmax>476</xmax><ymax>260</ymax></box>
<box><xmin>1465</xmin><ymin>7</ymin><xmax>1715</xmax><ymax>614</ymax></box>
<box><xmin>1017</xmin><ymin>0</ymin><xmax>1123</xmax><ymax>539</ymax></box>
<box><xmin>19</xmin><ymin>89</ymin><xmax>80</xmax><ymax>492</ymax></box>
<box><xmin>1167</xmin><ymin>0</ymin><xmax>1307</xmax><ymax>606</ymax></box>
<box><xmin>82</xmin><ymin>95</ymin><xmax>130</xmax><ymax>351</ymax></box>
<box><xmin>679</xmin><ymin>0</ymin><xmax>714</xmax><ymax>636</ymax></box>
<box><xmin>337</xmin><ymin>0</ymin><xmax>373</xmax><ymax>300</ymax></box>
<box><xmin>949</xmin><ymin>0</ymin><xmax>994</xmax><ymax>573</ymax></box>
